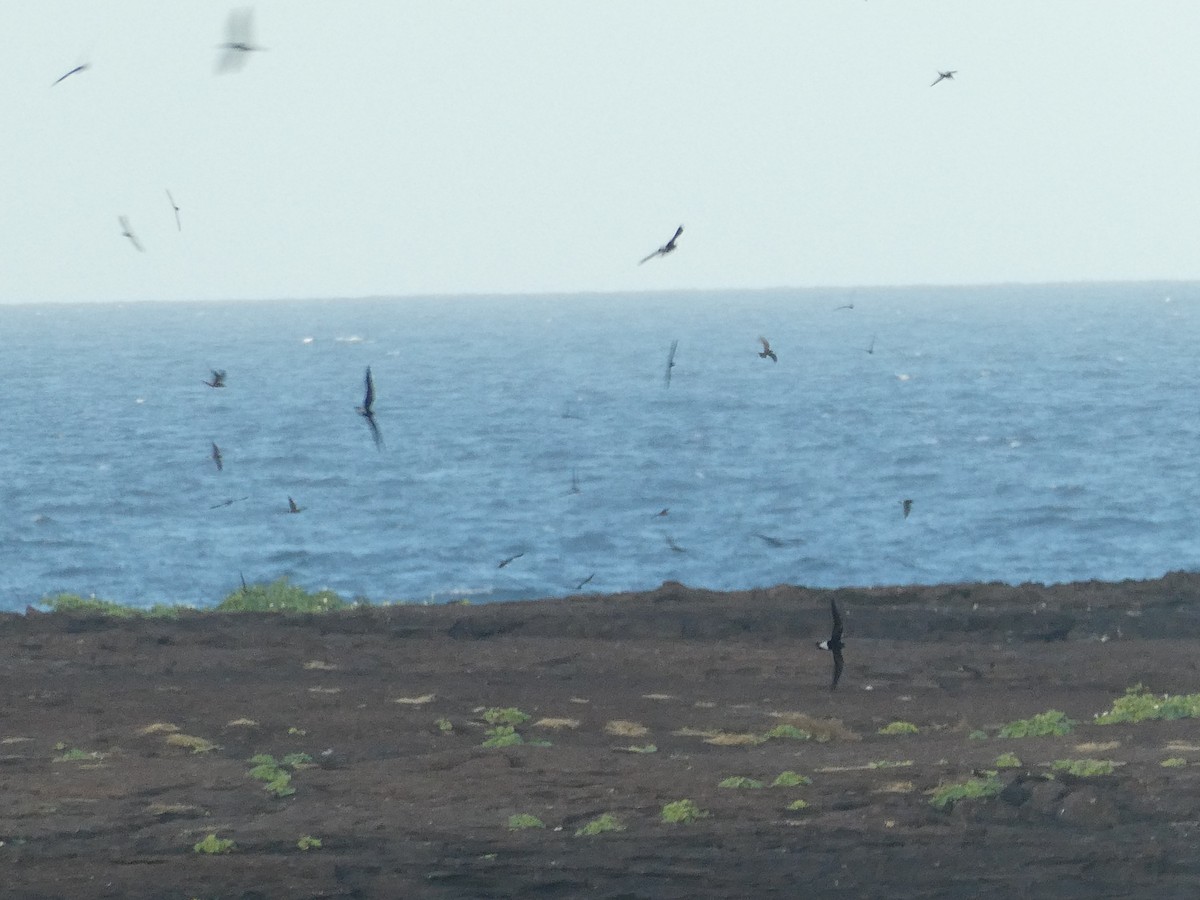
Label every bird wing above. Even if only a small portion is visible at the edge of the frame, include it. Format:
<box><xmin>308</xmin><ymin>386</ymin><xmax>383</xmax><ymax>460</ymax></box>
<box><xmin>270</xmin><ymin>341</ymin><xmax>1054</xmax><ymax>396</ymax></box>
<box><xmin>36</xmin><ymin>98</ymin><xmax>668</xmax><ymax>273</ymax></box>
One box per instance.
<box><xmin>830</xmin><ymin>598</ymin><xmax>843</xmax><ymax>642</ymax></box>
<box><xmin>638</xmin><ymin>249</ymin><xmax>659</xmax><ymax>265</ymax></box>
<box><xmin>831</xmin><ymin>649</ymin><xmax>844</xmax><ymax>689</ymax></box>
<box><xmin>759</xmin><ymin>337</ymin><xmax>771</xmax><ymax>353</ymax></box>
<box><xmin>288</xmin><ymin>497</ymin><xmax>298</xmax><ymax>512</ymax></box>
<box><xmin>363</xmin><ymin>413</ymin><xmax>384</xmax><ymax>450</ymax></box>
<box><xmin>362</xmin><ymin>367</ymin><xmax>375</xmax><ymax>412</ymax></box>
<box><xmin>671</xmin><ymin>225</ymin><xmax>684</xmax><ymax>241</ymax></box>
<box><xmin>664</xmin><ymin>340</ymin><xmax>678</xmax><ymax>386</ymax></box>
<box><xmin>52</xmin><ymin>64</ymin><xmax>86</xmax><ymax>86</ymax></box>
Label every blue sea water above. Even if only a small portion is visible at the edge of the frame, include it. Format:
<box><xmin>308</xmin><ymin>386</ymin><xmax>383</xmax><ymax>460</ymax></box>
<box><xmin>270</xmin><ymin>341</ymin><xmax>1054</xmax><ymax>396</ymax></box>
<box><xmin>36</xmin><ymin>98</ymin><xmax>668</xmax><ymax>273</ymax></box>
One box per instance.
<box><xmin>1</xmin><ymin>283</ymin><xmax>1198</xmax><ymax>611</ymax></box>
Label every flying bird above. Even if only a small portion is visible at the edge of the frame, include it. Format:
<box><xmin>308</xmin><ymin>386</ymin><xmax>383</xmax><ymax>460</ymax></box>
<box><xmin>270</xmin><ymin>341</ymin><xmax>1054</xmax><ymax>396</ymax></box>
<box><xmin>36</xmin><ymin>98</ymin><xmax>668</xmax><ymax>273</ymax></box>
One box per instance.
<box><xmin>902</xmin><ymin>499</ymin><xmax>913</xmax><ymax>518</ymax></box>
<box><xmin>575</xmin><ymin>573</ymin><xmax>595</xmax><ymax>591</ymax></box>
<box><xmin>216</xmin><ymin>8</ymin><xmax>265</xmax><ymax>73</ymax></box>
<box><xmin>931</xmin><ymin>70</ymin><xmax>957</xmax><ymax>86</ymax></box>
<box><xmin>664</xmin><ymin>339</ymin><xmax>679</xmax><ymax>388</ymax></box>
<box><xmin>639</xmin><ymin>225</ymin><xmax>684</xmax><ymax>264</ymax></box>
<box><xmin>498</xmin><ymin>552</ymin><xmax>525</xmax><ymax>569</ymax></box>
<box><xmin>816</xmin><ymin>597</ymin><xmax>845</xmax><ymax>689</ymax></box>
<box><xmin>52</xmin><ymin>63</ymin><xmax>89</xmax><ymax>86</ymax></box>
<box><xmin>758</xmin><ymin>337</ymin><xmax>777</xmax><ymax>363</ymax></box>
<box><xmin>166</xmin><ymin>190</ymin><xmax>181</xmax><ymax>231</ymax></box>
<box><xmin>835</xmin><ymin>302</ymin><xmax>855</xmax><ymax>311</ymax></box>
<box><xmin>656</xmin><ymin>508</ymin><xmax>670</xmax><ymax>517</ymax></box>
<box><xmin>288</xmin><ymin>496</ymin><xmax>303</xmax><ymax>514</ymax></box>
<box><xmin>203</xmin><ymin>369</ymin><xmax>226</xmax><ymax>388</ymax></box>
<box><xmin>118</xmin><ymin>216</ymin><xmax>144</xmax><ymax>252</ymax></box>
<box><xmin>665</xmin><ymin>536</ymin><xmax>686</xmax><ymax>553</ymax></box>
<box><xmin>209</xmin><ymin>496</ymin><xmax>248</xmax><ymax>509</ymax></box>
<box><xmin>866</xmin><ymin>335</ymin><xmax>876</xmax><ymax>355</ymax></box>
<box><xmin>356</xmin><ymin>366</ymin><xmax>384</xmax><ymax>450</ymax></box>
<box><xmin>211</xmin><ymin>442</ymin><xmax>223</xmax><ymax>471</ymax></box>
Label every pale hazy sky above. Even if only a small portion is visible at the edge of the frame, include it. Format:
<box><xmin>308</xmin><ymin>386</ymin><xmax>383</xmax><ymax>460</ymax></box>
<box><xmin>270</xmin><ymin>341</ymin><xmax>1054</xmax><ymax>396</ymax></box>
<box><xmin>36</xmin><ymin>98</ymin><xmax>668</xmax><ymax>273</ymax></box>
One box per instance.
<box><xmin>4</xmin><ymin>2</ymin><xmax>1200</xmax><ymax>303</ymax></box>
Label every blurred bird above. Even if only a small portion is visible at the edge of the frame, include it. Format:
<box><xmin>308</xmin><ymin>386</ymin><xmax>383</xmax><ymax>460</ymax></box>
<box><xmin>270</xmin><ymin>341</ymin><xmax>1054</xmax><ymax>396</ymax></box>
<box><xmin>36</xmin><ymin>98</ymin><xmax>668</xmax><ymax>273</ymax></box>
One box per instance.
<box><xmin>216</xmin><ymin>8</ymin><xmax>265</xmax><ymax>73</ymax></box>
<box><xmin>835</xmin><ymin>302</ymin><xmax>855</xmax><ymax>311</ymax></box>
<box><xmin>288</xmin><ymin>496</ymin><xmax>303</xmax><ymax>514</ymax></box>
<box><xmin>931</xmin><ymin>70</ymin><xmax>957</xmax><ymax>86</ymax></box>
<box><xmin>758</xmin><ymin>337</ymin><xmax>777</xmax><ymax>362</ymax></box>
<box><xmin>52</xmin><ymin>63</ymin><xmax>89</xmax><ymax>86</ymax></box>
<box><xmin>211</xmin><ymin>442</ymin><xmax>223</xmax><ymax>471</ymax></box>
<box><xmin>209</xmin><ymin>496</ymin><xmax>247</xmax><ymax>509</ymax></box>
<box><xmin>356</xmin><ymin>366</ymin><xmax>384</xmax><ymax>450</ymax></box>
<box><xmin>664</xmin><ymin>339</ymin><xmax>678</xmax><ymax>388</ymax></box>
<box><xmin>639</xmin><ymin>225</ymin><xmax>684</xmax><ymax>264</ymax></box>
<box><xmin>119</xmin><ymin>216</ymin><xmax>144</xmax><ymax>252</ymax></box>
<box><xmin>666</xmin><ymin>536</ymin><xmax>686</xmax><ymax>553</ymax></box>
<box><xmin>204</xmin><ymin>369</ymin><xmax>226</xmax><ymax>388</ymax></box>
<box><xmin>166</xmin><ymin>190</ymin><xmax>182</xmax><ymax>231</ymax></box>
<box><xmin>866</xmin><ymin>335</ymin><xmax>876</xmax><ymax>355</ymax></box>
<box><xmin>498</xmin><ymin>552</ymin><xmax>525</xmax><ymax>569</ymax></box>
<box><xmin>575</xmin><ymin>573</ymin><xmax>595</xmax><ymax>590</ymax></box>
<box><xmin>656</xmin><ymin>508</ymin><xmax>670</xmax><ymax>517</ymax></box>
<box><xmin>816</xmin><ymin>598</ymin><xmax>845</xmax><ymax>689</ymax></box>
<box><xmin>902</xmin><ymin>499</ymin><xmax>913</xmax><ymax>518</ymax></box>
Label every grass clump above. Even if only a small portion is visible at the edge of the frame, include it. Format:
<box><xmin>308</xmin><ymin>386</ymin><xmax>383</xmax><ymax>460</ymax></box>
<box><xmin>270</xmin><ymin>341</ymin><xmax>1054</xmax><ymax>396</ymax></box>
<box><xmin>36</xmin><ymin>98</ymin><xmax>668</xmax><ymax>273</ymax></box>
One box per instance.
<box><xmin>661</xmin><ymin>799</ymin><xmax>708</xmax><ymax>824</ymax></box>
<box><xmin>998</xmin><ymin>710</ymin><xmax>1076</xmax><ymax>739</ymax></box>
<box><xmin>994</xmin><ymin>752</ymin><xmax>1023</xmax><ymax>769</ymax></box>
<box><xmin>297</xmin><ymin>835</ymin><xmax>322</xmax><ymax>851</ymax></box>
<box><xmin>1050</xmin><ymin>758</ymin><xmax>1115</xmax><ymax>777</ymax></box>
<box><xmin>878</xmin><ymin>721</ymin><xmax>919</xmax><ymax>735</ymax></box>
<box><xmin>482</xmin><ymin>707</ymin><xmax>531</xmax><ymax>727</ymax></box>
<box><xmin>968</xmin><ymin>730</ymin><xmax>989</xmax><ymax>741</ymax></box>
<box><xmin>718</xmin><ymin>776</ymin><xmax>764</xmax><ymax>789</ymax></box>
<box><xmin>217</xmin><ymin>577</ymin><xmax>349</xmax><ymax>613</ymax></box>
<box><xmin>435</xmin><ymin>717</ymin><xmax>453</xmax><ymax>733</ymax></box>
<box><xmin>1161</xmin><ymin>757</ymin><xmax>1188</xmax><ymax>768</ymax></box>
<box><xmin>929</xmin><ymin>776</ymin><xmax>1003</xmax><ymax>811</ymax></box>
<box><xmin>54</xmin><ymin>747</ymin><xmax>101</xmax><ymax>762</ymax></box>
<box><xmin>762</xmin><ymin>724</ymin><xmax>812</xmax><ymax>741</ymax></box>
<box><xmin>507</xmin><ymin>813</ymin><xmax>546</xmax><ymax>831</ymax></box>
<box><xmin>166</xmin><ymin>734</ymin><xmax>219</xmax><ymax>754</ymax></box>
<box><xmin>193</xmin><ymin>834</ymin><xmax>235</xmax><ymax>854</ymax></box>
<box><xmin>1095</xmin><ymin>684</ymin><xmax>1200</xmax><ymax>725</ymax></box>
<box><xmin>247</xmin><ymin>752</ymin><xmax>309</xmax><ymax>798</ymax></box>
<box><xmin>771</xmin><ymin>771</ymin><xmax>812</xmax><ymax>787</ymax></box>
<box><xmin>785</xmin><ymin>799</ymin><xmax>810</xmax><ymax>811</ymax></box>
<box><xmin>481</xmin><ymin>725</ymin><xmax>524</xmax><ymax>748</ymax></box>
<box><xmin>575</xmin><ymin>813</ymin><xmax>625</xmax><ymax>836</ymax></box>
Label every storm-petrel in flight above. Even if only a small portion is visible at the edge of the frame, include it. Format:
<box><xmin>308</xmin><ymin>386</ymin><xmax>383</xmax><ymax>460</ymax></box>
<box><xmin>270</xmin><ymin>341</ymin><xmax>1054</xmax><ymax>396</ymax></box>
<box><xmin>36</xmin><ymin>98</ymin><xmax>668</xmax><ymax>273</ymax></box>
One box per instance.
<box><xmin>288</xmin><ymin>496</ymin><xmax>303</xmax><ymax>514</ymax></box>
<box><xmin>575</xmin><ymin>573</ymin><xmax>595</xmax><ymax>590</ymax></box>
<box><xmin>498</xmin><ymin>552</ymin><xmax>525</xmax><ymax>569</ymax></box>
<box><xmin>209</xmin><ymin>496</ymin><xmax>248</xmax><ymax>509</ymax></box>
<box><xmin>664</xmin><ymin>339</ymin><xmax>679</xmax><ymax>388</ymax></box>
<box><xmin>216</xmin><ymin>8</ymin><xmax>265</xmax><ymax>73</ymax></box>
<box><xmin>211</xmin><ymin>442</ymin><xmax>223</xmax><ymax>471</ymax></box>
<box><xmin>758</xmin><ymin>337</ymin><xmax>777</xmax><ymax>362</ymax></box>
<box><xmin>356</xmin><ymin>366</ymin><xmax>384</xmax><ymax>450</ymax></box>
<box><xmin>639</xmin><ymin>225</ymin><xmax>684</xmax><ymax>264</ymax></box>
<box><xmin>52</xmin><ymin>63</ymin><xmax>89</xmax><ymax>86</ymax></box>
<box><xmin>119</xmin><ymin>216</ymin><xmax>144</xmax><ymax>252</ymax></box>
<box><xmin>665</xmin><ymin>535</ymin><xmax>686</xmax><ymax>553</ymax></box>
<box><xmin>835</xmin><ymin>302</ymin><xmax>855</xmax><ymax>311</ymax></box>
<box><xmin>902</xmin><ymin>499</ymin><xmax>913</xmax><ymax>518</ymax></box>
<box><xmin>204</xmin><ymin>369</ymin><xmax>226</xmax><ymax>388</ymax></box>
<box><xmin>931</xmin><ymin>70</ymin><xmax>957</xmax><ymax>86</ymax></box>
<box><xmin>166</xmin><ymin>190</ymin><xmax>182</xmax><ymax>231</ymax></box>
<box><xmin>816</xmin><ymin>597</ymin><xmax>845</xmax><ymax>689</ymax></box>
<box><xmin>656</xmin><ymin>508</ymin><xmax>670</xmax><ymax>517</ymax></box>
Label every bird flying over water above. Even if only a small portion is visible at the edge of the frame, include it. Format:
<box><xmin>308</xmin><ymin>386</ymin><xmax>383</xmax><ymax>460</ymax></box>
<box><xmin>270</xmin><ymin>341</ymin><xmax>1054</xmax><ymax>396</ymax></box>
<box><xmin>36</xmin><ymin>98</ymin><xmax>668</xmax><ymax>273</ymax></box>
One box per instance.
<box><xmin>902</xmin><ymin>498</ymin><xmax>913</xmax><ymax>518</ymax></box>
<box><xmin>931</xmin><ymin>70</ymin><xmax>957</xmax><ymax>86</ymax></box>
<box><xmin>216</xmin><ymin>8</ymin><xmax>265</xmax><ymax>73</ymax></box>
<box><xmin>209</xmin><ymin>496</ymin><xmax>248</xmax><ymax>509</ymax></box>
<box><xmin>498</xmin><ymin>552</ymin><xmax>525</xmax><ymax>569</ymax></box>
<box><xmin>118</xmin><ymin>216</ymin><xmax>143</xmax><ymax>252</ymax></box>
<box><xmin>758</xmin><ymin>337</ymin><xmax>777</xmax><ymax>363</ymax></box>
<box><xmin>288</xmin><ymin>496</ymin><xmax>303</xmax><ymax>514</ymax></box>
<box><xmin>665</xmin><ymin>535</ymin><xmax>686</xmax><ymax>553</ymax></box>
<box><xmin>816</xmin><ymin>598</ymin><xmax>845</xmax><ymax>689</ymax></box>
<box><xmin>664</xmin><ymin>339</ymin><xmax>678</xmax><ymax>388</ymax></box>
<box><xmin>656</xmin><ymin>508</ymin><xmax>670</xmax><ymax>517</ymax></box>
<box><xmin>835</xmin><ymin>302</ymin><xmax>854</xmax><ymax>311</ymax></box>
<box><xmin>866</xmin><ymin>335</ymin><xmax>876</xmax><ymax>355</ymax></box>
<box><xmin>166</xmin><ymin>190</ymin><xmax>181</xmax><ymax>231</ymax></box>
<box><xmin>356</xmin><ymin>366</ymin><xmax>384</xmax><ymax>450</ymax></box>
<box><xmin>639</xmin><ymin>225</ymin><xmax>684</xmax><ymax>264</ymax></box>
<box><xmin>575</xmin><ymin>573</ymin><xmax>595</xmax><ymax>590</ymax></box>
<box><xmin>211</xmin><ymin>442</ymin><xmax>223</xmax><ymax>471</ymax></box>
<box><xmin>204</xmin><ymin>369</ymin><xmax>226</xmax><ymax>388</ymax></box>
<box><xmin>52</xmin><ymin>63</ymin><xmax>89</xmax><ymax>86</ymax></box>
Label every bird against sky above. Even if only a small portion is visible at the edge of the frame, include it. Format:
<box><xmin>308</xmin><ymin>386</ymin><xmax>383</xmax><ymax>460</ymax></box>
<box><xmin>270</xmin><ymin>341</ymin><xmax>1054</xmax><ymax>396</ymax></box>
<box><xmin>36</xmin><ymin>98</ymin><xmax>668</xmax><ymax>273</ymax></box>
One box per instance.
<box><xmin>118</xmin><ymin>216</ymin><xmax>143</xmax><ymax>252</ymax></box>
<box><xmin>930</xmin><ymin>70</ymin><xmax>957</xmax><ymax>86</ymax></box>
<box><xmin>166</xmin><ymin>190</ymin><xmax>181</xmax><ymax>231</ymax></box>
<box><xmin>356</xmin><ymin>366</ymin><xmax>384</xmax><ymax>450</ymax></box>
<box><xmin>216</xmin><ymin>8</ymin><xmax>265</xmax><ymax>74</ymax></box>
<box><xmin>575</xmin><ymin>573</ymin><xmax>595</xmax><ymax>590</ymax></box>
<box><xmin>902</xmin><ymin>498</ymin><xmax>913</xmax><ymax>518</ymax></box>
<box><xmin>664</xmin><ymin>339</ymin><xmax>678</xmax><ymax>388</ymax></box>
<box><xmin>816</xmin><ymin>598</ymin><xmax>845</xmax><ymax>690</ymax></box>
<box><xmin>203</xmin><ymin>369</ymin><xmax>226</xmax><ymax>388</ymax></box>
<box><xmin>210</xmin><ymin>442</ymin><xmax>223</xmax><ymax>472</ymax></box>
<box><xmin>287</xmin><ymin>497</ymin><xmax>303</xmax><ymax>514</ymax></box>
<box><xmin>52</xmin><ymin>63</ymin><xmax>89</xmax><ymax>87</ymax></box>
<box><xmin>498</xmin><ymin>552</ymin><xmax>525</xmax><ymax>569</ymax></box>
<box><xmin>638</xmin><ymin>225</ymin><xmax>684</xmax><ymax>265</ymax></box>
<box><xmin>758</xmin><ymin>337</ymin><xmax>777</xmax><ymax>362</ymax></box>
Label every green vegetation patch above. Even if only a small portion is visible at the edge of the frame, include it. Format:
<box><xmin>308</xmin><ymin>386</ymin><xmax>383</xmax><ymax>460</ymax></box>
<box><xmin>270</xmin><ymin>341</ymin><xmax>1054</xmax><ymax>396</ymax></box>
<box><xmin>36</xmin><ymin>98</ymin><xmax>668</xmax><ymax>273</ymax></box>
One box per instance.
<box><xmin>575</xmin><ymin>813</ymin><xmax>625</xmax><ymax>837</ymax></box>
<box><xmin>718</xmin><ymin>776</ymin><xmax>764</xmax><ymax>789</ymax></box>
<box><xmin>929</xmin><ymin>776</ymin><xmax>1003</xmax><ymax>811</ymax></box>
<box><xmin>1161</xmin><ymin>757</ymin><xmax>1188</xmax><ymax>768</ymax></box>
<box><xmin>771</xmin><ymin>771</ymin><xmax>812</xmax><ymax>787</ymax></box>
<box><xmin>878</xmin><ymin>721</ymin><xmax>919</xmax><ymax>735</ymax></box>
<box><xmin>297</xmin><ymin>835</ymin><xmax>322</xmax><ymax>851</ymax></box>
<box><xmin>993</xmin><ymin>752</ymin><xmax>1023</xmax><ymax>769</ymax></box>
<box><xmin>661</xmin><ymin>799</ymin><xmax>708</xmax><ymax>824</ymax></box>
<box><xmin>483</xmin><ymin>707</ymin><xmax>531</xmax><ymax>727</ymax></box>
<box><xmin>41</xmin><ymin>593</ymin><xmax>183</xmax><ymax>618</ymax></box>
<box><xmin>507</xmin><ymin>813</ymin><xmax>546</xmax><ymax>831</ymax></box>
<box><xmin>481</xmin><ymin>725</ymin><xmax>524</xmax><ymax>748</ymax></box>
<box><xmin>785</xmin><ymin>799</ymin><xmax>810</xmax><ymax>811</ymax></box>
<box><xmin>435</xmin><ymin>717</ymin><xmax>453</xmax><ymax>734</ymax></box>
<box><xmin>1050</xmin><ymin>758</ymin><xmax>1115</xmax><ymax>777</ymax></box>
<box><xmin>54</xmin><ymin>747</ymin><xmax>103</xmax><ymax>762</ymax></box>
<box><xmin>217</xmin><ymin>577</ymin><xmax>349</xmax><ymax>613</ymax></box>
<box><xmin>1095</xmin><ymin>684</ymin><xmax>1200</xmax><ymax>725</ymax></box>
<box><xmin>968</xmin><ymin>730</ymin><xmax>989</xmax><ymax>741</ymax></box>
<box><xmin>247</xmin><ymin>752</ymin><xmax>309</xmax><ymax>798</ymax></box>
<box><xmin>193</xmin><ymin>834</ymin><xmax>235</xmax><ymax>854</ymax></box>
<box><xmin>998</xmin><ymin>710</ymin><xmax>1076</xmax><ymax>739</ymax></box>
<box><xmin>762</xmin><ymin>724</ymin><xmax>812</xmax><ymax>741</ymax></box>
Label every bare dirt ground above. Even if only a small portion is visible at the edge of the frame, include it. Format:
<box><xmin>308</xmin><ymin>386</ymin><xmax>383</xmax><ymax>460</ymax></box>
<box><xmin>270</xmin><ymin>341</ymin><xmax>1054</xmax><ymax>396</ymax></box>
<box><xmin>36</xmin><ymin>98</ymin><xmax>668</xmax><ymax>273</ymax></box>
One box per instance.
<box><xmin>4</xmin><ymin>574</ymin><xmax>1200</xmax><ymax>898</ymax></box>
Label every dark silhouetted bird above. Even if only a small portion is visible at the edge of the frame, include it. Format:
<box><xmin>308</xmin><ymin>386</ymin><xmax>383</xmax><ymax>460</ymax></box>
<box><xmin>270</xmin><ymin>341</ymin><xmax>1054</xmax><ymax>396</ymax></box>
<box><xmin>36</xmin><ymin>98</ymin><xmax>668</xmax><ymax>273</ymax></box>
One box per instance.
<box><xmin>119</xmin><ymin>216</ymin><xmax>144</xmax><ymax>252</ymax></box>
<box><xmin>639</xmin><ymin>225</ymin><xmax>683</xmax><ymax>264</ymax></box>
<box><xmin>217</xmin><ymin>8</ymin><xmax>265</xmax><ymax>73</ymax></box>
<box><xmin>356</xmin><ymin>366</ymin><xmax>383</xmax><ymax>450</ymax></box>
<box><xmin>52</xmin><ymin>63</ymin><xmax>89</xmax><ymax>86</ymax></box>
<box><xmin>931</xmin><ymin>70</ymin><xmax>957</xmax><ymax>86</ymax></box>
<box><xmin>835</xmin><ymin>302</ymin><xmax>854</xmax><ymax>310</ymax></box>
<box><xmin>166</xmin><ymin>190</ymin><xmax>181</xmax><ymax>231</ymax></box>
<box><xmin>498</xmin><ymin>552</ymin><xmax>525</xmax><ymax>569</ymax></box>
<box><xmin>575</xmin><ymin>573</ymin><xmax>595</xmax><ymax>590</ymax></box>
<box><xmin>209</xmin><ymin>496</ymin><xmax>248</xmax><ymax>509</ymax></box>
<box><xmin>204</xmin><ymin>369</ymin><xmax>226</xmax><ymax>388</ymax></box>
<box><xmin>758</xmin><ymin>337</ymin><xmax>777</xmax><ymax>362</ymax></box>
<box><xmin>902</xmin><ymin>499</ymin><xmax>913</xmax><ymax>518</ymax></box>
<box><xmin>866</xmin><ymin>335</ymin><xmax>876</xmax><ymax>355</ymax></box>
<box><xmin>211</xmin><ymin>442</ymin><xmax>223</xmax><ymax>471</ymax></box>
<box><xmin>666</xmin><ymin>536</ymin><xmax>686</xmax><ymax>553</ymax></box>
<box><xmin>656</xmin><ymin>508</ymin><xmax>670</xmax><ymax>517</ymax></box>
<box><xmin>288</xmin><ymin>496</ymin><xmax>303</xmax><ymax>514</ymax></box>
<box><xmin>664</xmin><ymin>339</ymin><xmax>678</xmax><ymax>388</ymax></box>
<box><xmin>816</xmin><ymin>598</ymin><xmax>845</xmax><ymax>689</ymax></box>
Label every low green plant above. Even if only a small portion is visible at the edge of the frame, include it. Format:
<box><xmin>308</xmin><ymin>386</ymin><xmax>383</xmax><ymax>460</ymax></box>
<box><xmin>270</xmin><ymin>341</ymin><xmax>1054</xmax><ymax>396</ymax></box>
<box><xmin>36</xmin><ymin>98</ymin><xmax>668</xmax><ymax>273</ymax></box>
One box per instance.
<box><xmin>929</xmin><ymin>776</ymin><xmax>1003</xmax><ymax>811</ymax></box>
<box><xmin>998</xmin><ymin>710</ymin><xmax>1076</xmax><ymax>738</ymax></box>
<box><xmin>1094</xmin><ymin>685</ymin><xmax>1200</xmax><ymax>725</ymax></box>
<box><xmin>481</xmin><ymin>725</ymin><xmax>524</xmax><ymax>748</ymax></box>
<box><xmin>54</xmin><ymin>747</ymin><xmax>100</xmax><ymax>762</ymax></box>
<box><xmin>483</xmin><ymin>708</ymin><xmax>531</xmax><ymax>727</ymax></box>
<box><xmin>718</xmin><ymin>776</ymin><xmax>764</xmax><ymax>789</ymax></box>
<box><xmin>785</xmin><ymin>799</ymin><xmax>810</xmax><ymax>811</ymax></box>
<box><xmin>1050</xmin><ymin>758</ymin><xmax>1115</xmax><ymax>777</ymax></box>
<box><xmin>297</xmin><ymin>835</ymin><xmax>322</xmax><ymax>851</ymax></box>
<box><xmin>247</xmin><ymin>752</ymin><xmax>308</xmax><ymax>797</ymax></box>
<box><xmin>193</xmin><ymin>834</ymin><xmax>235</xmax><ymax>854</ymax></box>
<box><xmin>878</xmin><ymin>721</ymin><xmax>919</xmax><ymax>735</ymax></box>
<box><xmin>435</xmin><ymin>718</ymin><xmax>453</xmax><ymax>733</ymax></box>
<box><xmin>866</xmin><ymin>759</ymin><xmax>913</xmax><ymax>769</ymax></box>
<box><xmin>993</xmin><ymin>752</ymin><xmax>1022</xmax><ymax>769</ymax></box>
<box><xmin>575</xmin><ymin>813</ymin><xmax>625</xmax><ymax>836</ymax></box>
<box><xmin>771</xmin><ymin>771</ymin><xmax>812</xmax><ymax>787</ymax></box>
<box><xmin>762</xmin><ymin>724</ymin><xmax>811</xmax><ymax>741</ymax></box>
<box><xmin>281</xmin><ymin>752</ymin><xmax>313</xmax><ymax>768</ymax></box>
<box><xmin>968</xmin><ymin>730</ymin><xmax>988</xmax><ymax>741</ymax></box>
<box><xmin>507</xmin><ymin>813</ymin><xmax>546</xmax><ymax>830</ymax></box>
<box><xmin>1161</xmin><ymin>757</ymin><xmax>1188</xmax><ymax>768</ymax></box>
<box><xmin>216</xmin><ymin>577</ymin><xmax>349</xmax><ymax>613</ymax></box>
<box><xmin>661</xmin><ymin>799</ymin><xmax>708</xmax><ymax>824</ymax></box>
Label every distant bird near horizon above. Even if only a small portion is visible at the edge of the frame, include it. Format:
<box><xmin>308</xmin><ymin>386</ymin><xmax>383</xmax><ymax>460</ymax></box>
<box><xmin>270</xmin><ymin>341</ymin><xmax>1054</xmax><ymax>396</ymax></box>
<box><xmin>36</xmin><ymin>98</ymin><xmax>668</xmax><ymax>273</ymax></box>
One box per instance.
<box><xmin>931</xmin><ymin>70</ymin><xmax>957</xmax><ymax>86</ymax></box>
<box><xmin>216</xmin><ymin>8</ymin><xmax>265</xmax><ymax>73</ymax></box>
<box><xmin>166</xmin><ymin>190</ymin><xmax>181</xmax><ymax>231</ymax></box>
<box><xmin>209</xmin><ymin>496</ymin><xmax>248</xmax><ymax>509</ymax></box>
<box><xmin>753</xmin><ymin>532</ymin><xmax>802</xmax><ymax>548</ymax></box>
<box><xmin>498</xmin><ymin>552</ymin><xmax>525</xmax><ymax>569</ymax></box>
<box><xmin>288</xmin><ymin>496</ymin><xmax>303</xmax><ymax>514</ymax></box>
<box><xmin>356</xmin><ymin>366</ymin><xmax>383</xmax><ymax>450</ymax></box>
<box><xmin>575</xmin><ymin>573</ymin><xmax>595</xmax><ymax>590</ymax></box>
<box><xmin>758</xmin><ymin>337</ymin><xmax>777</xmax><ymax>362</ymax></box>
<box><xmin>204</xmin><ymin>369</ymin><xmax>227</xmax><ymax>388</ymax></box>
<box><xmin>639</xmin><ymin>225</ymin><xmax>684</xmax><ymax>264</ymax></box>
<box><xmin>816</xmin><ymin>597</ymin><xmax>845</xmax><ymax>689</ymax></box>
<box><xmin>664</xmin><ymin>339</ymin><xmax>678</xmax><ymax>388</ymax></box>
<box><xmin>211</xmin><ymin>442</ymin><xmax>223</xmax><ymax>471</ymax></box>
<box><xmin>656</xmin><ymin>508</ymin><xmax>670</xmax><ymax>517</ymax></box>
<box><xmin>902</xmin><ymin>499</ymin><xmax>913</xmax><ymax>518</ymax></box>
<box><xmin>118</xmin><ymin>216</ymin><xmax>143</xmax><ymax>252</ymax></box>
<box><xmin>52</xmin><ymin>63</ymin><xmax>89</xmax><ymax>86</ymax></box>
<box><xmin>835</xmin><ymin>302</ymin><xmax>854</xmax><ymax>311</ymax></box>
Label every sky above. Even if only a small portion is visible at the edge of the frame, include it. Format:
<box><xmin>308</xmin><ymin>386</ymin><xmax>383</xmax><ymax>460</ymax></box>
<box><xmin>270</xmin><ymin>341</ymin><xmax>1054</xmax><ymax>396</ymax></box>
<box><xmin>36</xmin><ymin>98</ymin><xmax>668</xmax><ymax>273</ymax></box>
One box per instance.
<box><xmin>3</xmin><ymin>1</ymin><xmax>1200</xmax><ymax>303</ymax></box>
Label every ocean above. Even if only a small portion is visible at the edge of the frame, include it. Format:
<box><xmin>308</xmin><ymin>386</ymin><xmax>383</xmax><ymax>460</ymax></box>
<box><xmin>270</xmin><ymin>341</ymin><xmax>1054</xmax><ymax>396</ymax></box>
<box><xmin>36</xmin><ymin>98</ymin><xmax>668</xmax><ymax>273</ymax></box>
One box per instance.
<box><xmin>2</xmin><ymin>283</ymin><xmax>1197</xmax><ymax>611</ymax></box>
